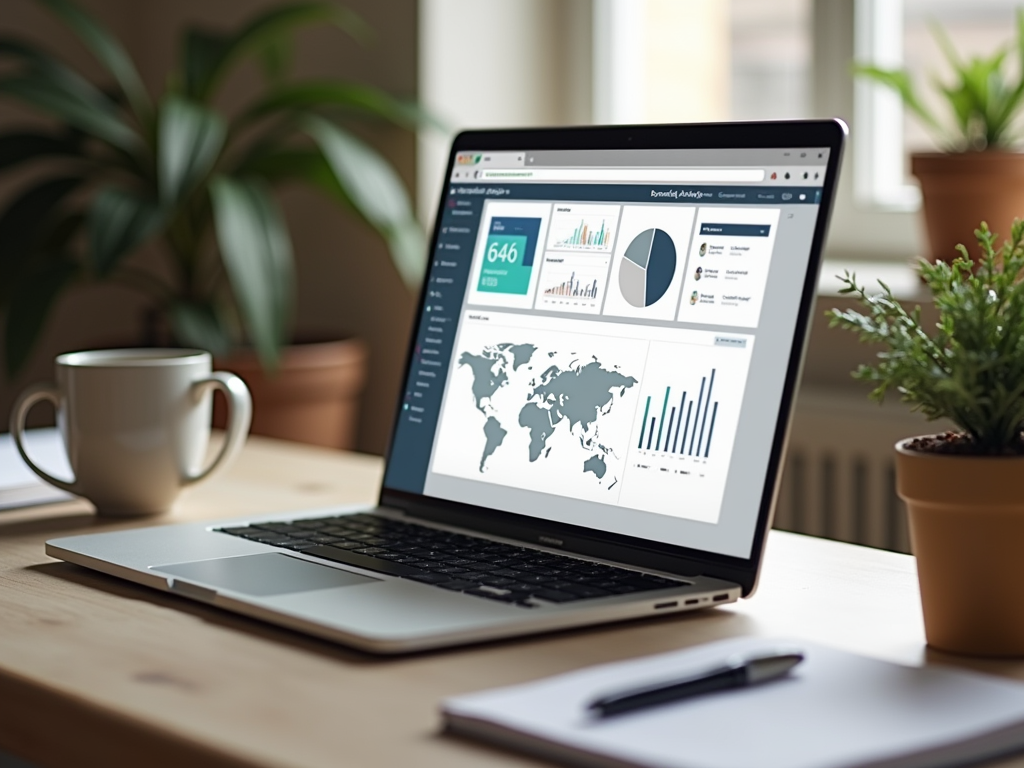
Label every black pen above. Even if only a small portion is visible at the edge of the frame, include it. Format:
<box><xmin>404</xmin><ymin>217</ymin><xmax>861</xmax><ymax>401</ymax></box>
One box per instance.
<box><xmin>587</xmin><ymin>650</ymin><xmax>804</xmax><ymax>719</ymax></box>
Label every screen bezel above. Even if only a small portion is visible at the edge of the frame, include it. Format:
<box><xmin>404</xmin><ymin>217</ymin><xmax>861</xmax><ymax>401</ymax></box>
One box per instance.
<box><xmin>379</xmin><ymin>119</ymin><xmax>847</xmax><ymax>596</ymax></box>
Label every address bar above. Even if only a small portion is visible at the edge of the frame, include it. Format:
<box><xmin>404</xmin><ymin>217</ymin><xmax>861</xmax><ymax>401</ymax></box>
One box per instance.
<box><xmin>476</xmin><ymin>168</ymin><xmax>766</xmax><ymax>183</ymax></box>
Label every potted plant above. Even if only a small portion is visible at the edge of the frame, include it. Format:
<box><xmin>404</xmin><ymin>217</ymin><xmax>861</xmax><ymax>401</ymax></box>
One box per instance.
<box><xmin>856</xmin><ymin>12</ymin><xmax>1024</xmax><ymax>263</ymax></box>
<box><xmin>0</xmin><ymin>0</ymin><xmax>428</xmax><ymax>448</ymax></box>
<box><xmin>828</xmin><ymin>220</ymin><xmax>1024</xmax><ymax>657</ymax></box>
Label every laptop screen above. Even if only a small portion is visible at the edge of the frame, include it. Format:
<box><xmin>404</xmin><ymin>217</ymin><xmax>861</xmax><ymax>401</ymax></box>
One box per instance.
<box><xmin>383</xmin><ymin>145</ymin><xmax>831</xmax><ymax>560</ymax></box>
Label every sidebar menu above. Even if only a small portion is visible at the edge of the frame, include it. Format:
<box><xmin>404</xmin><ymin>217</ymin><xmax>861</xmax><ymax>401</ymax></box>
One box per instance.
<box><xmin>383</xmin><ymin>188</ymin><xmax>482</xmax><ymax>493</ymax></box>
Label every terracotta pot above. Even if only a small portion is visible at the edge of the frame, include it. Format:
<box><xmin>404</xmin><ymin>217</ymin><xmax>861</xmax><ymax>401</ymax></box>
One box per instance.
<box><xmin>912</xmin><ymin>151</ymin><xmax>1024</xmax><ymax>263</ymax></box>
<box><xmin>213</xmin><ymin>338</ymin><xmax>368</xmax><ymax>450</ymax></box>
<box><xmin>895</xmin><ymin>438</ymin><xmax>1024</xmax><ymax>656</ymax></box>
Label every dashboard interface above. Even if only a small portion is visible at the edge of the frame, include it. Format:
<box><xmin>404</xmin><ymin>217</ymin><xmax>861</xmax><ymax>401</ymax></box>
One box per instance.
<box><xmin>384</xmin><ymin>146</ymin><xmax>830</xmax><ymax>559</ymax></box>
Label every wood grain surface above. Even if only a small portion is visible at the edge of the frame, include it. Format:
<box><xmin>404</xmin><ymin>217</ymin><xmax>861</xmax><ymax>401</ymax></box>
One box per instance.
<box><xmin>2</xmin><ymin>436</ymin><xmax>1022</xmax><ymax>768</ymax></box>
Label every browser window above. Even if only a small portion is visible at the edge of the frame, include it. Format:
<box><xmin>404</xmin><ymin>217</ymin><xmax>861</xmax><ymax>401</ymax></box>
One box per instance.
<box><xmin>385</xmin><ymin>146</ymin><xmax>829</xmax><ymax>559</ymax></box>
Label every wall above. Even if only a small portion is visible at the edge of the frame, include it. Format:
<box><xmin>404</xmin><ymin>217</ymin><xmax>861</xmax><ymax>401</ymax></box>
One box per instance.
<box><xmin>0</xmin><ymin>0</ymin><xmax>418</xmax><ymax>455</ymax></box>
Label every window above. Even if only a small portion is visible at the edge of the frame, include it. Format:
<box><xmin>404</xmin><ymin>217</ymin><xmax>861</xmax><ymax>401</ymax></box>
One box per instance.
<box><xmin>855</xmin><ymin>0</ymin><xmax>1021</xmax><ymax>211</ymax></box>
<box><xmin>593</xmin><ymin>0</ymin><xmax>812</xmax><ymax>125</ymax></box>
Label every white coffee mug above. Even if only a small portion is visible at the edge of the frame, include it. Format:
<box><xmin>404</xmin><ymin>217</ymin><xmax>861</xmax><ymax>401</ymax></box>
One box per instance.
<box><xmin>10</xmin><ymin>348</ymin><xmax>252</xmax><ymax>516</ymax></box>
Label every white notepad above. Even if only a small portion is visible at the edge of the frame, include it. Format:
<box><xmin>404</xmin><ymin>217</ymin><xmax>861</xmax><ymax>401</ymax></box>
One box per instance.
<box><xmin>0</xmin><ymin>429</ymin><xmax>74</xmax><ymax>510</ymax></box>
<box><xmin>443</xmin><ymin>636</ymin><xmax>1024</xmax><ymax>768</ymax></box>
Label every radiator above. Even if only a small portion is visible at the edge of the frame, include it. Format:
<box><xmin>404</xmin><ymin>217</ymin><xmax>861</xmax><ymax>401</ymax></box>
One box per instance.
<box><xmin>772</xmin><ymin>388</ymin><xmax>949</xmax><ymax>554</ymax></box>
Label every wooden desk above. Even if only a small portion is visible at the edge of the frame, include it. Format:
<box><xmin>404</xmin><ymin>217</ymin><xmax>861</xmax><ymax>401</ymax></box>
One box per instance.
<box><xmin>1</xmin><ymin>436</ymin><xmax>1022</xmax><ymax>768</ymax></box>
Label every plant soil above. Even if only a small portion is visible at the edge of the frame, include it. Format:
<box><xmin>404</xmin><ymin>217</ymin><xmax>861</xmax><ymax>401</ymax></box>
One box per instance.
<box><xmin>904</xmin><ymin>431</ymin><xmax>1024</xmax><ymax>456</ymax></box>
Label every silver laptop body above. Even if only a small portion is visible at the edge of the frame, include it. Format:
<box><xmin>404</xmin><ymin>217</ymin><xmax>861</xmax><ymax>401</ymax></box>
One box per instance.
<box><xmin>48</xmin><ymin>120</ymin><xmax>846</xmax><ymax>653</ymax></box>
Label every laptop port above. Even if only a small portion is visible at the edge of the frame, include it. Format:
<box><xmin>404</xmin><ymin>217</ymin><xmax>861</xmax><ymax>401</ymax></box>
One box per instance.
<box><xmin>653</xmin><ymin>601</ymin><xmax>678</xmax><ymax>610</ymax></box>
<box><xmin>685</xmin><ymin>598</ymin><xmax>700</xmax><ymax>605</ymax></box>
<box><xmin>713</xmin><ymin>593</ymin><xmax>730</xmax><ymax>602</ymax></box>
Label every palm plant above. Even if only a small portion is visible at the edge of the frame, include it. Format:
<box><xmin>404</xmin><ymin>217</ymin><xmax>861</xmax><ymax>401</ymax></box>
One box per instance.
<box><xmin>855</xmin><ymin>11</ymin><xmax>1024</xmax><ymax>152</ymax></box>
<box><xmin>0</xmin><ymin>0</ymin><xmax>427</xmax><ymax>376</ymax></box>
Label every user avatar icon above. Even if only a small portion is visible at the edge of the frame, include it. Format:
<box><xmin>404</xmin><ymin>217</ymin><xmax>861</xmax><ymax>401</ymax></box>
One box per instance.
<box><xmin>690</xmin><ymin>290</ymin><xmax>699</xmax><ymax>305</ymax></box>
<box><xmin>699</xmin><ymin>242</ymin><xmax>707</xmax><ymax>257</ymax></box>
<box><xmin>695</xmin><ymin>266</ymin><xmax>703</xmax><ymax>281</ymax></box>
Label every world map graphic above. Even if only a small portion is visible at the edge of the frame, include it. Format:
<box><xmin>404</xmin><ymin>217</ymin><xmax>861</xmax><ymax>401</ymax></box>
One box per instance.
<box><xmin>456</xmin><ymin>343</ymin><xmax>637</xmax><ymax>489</ymax></box>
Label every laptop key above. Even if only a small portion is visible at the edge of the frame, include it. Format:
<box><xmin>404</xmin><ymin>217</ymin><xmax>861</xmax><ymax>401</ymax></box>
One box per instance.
<box><xmin>308</xmin><ymin>534</ymin><xmax>345</xmax><ymax>544</ymax></box>
<box><xmin>292</xmin><ymin>520</ymin><xmax>328</xmax><ymax>529</ymax></box>
<box><xmin>476</xmin><ymin>576</ymin><xmax>518</xmax><ymax>586</ymax></box>
<box><xmin>463</xmin><ymin>589</ymin><xmax>530</xmax><ymax>605</ymax></box>
<box><xmin>516</xmin><ymin>574</ymin><xmax>553</xmax><ymax>584</ymax></box>
<box><xmin>491</xmin><ymin>569</ymin><xmax>527</xmax><ymax>578</ymax></box>
<box><xmin>345</xmin><ymin>533</ymin><xmax>379</xmax><ymax>543</ymax></box>
<box><xmin>305</xmin><ymin>545</ymin><xmax>429</xmax><ymax>578</ymax></box>
<box><xmin>251</xmin><ymin>534</ymin><xmax>293</xmax><ymax>544</ymax></box>
<box><xmin>279</xmin><ymin>541</ymin><xmax>319</xmax><ymax>551</ymax></box>
<box><xmin>409</xmin><ymin>573</ymin><xmax>450</xmax><ymax>584</ymax></box>
<box><xmin>326</xmin><ymin>540</ymin><xmax>364</xmax><ymax>550</ymax></box>
<box><xmin>403</xmin><ymin>560</ymin><xmax>439</xmax><ymax>570</ymax></box>
<box><xmin>255</xmin><ymin>523</ymin><xmax>304</xmax><ymax>533</ymax></box>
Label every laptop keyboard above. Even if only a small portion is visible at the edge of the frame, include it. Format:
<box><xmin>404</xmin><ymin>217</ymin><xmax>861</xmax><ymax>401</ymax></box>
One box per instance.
<box><xmin>216</xmin><ymin>513</ymin><xmax>688</xmax><ymax>608</ymax></box>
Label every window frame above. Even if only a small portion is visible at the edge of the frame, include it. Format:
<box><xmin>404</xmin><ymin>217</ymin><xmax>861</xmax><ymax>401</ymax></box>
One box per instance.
<box><xmin>852</xmin><ymin>0</ymin><xmax>921</xmax><ymax>211</ymax></box>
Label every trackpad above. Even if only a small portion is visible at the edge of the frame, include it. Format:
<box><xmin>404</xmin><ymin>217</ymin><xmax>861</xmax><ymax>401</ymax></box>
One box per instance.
<box><xmin>155</xmin><ymin>553</ymin><xmax>379</xmax><ymax>596</ymax></box>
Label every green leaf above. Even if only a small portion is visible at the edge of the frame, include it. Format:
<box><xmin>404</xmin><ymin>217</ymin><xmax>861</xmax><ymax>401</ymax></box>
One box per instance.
<box><xmin>384</xmin><ymin>218</ymin><xmax>429</xmax><ymax>289</ymax></box>
<box><xmin>0</xmin><ymin>37</ymin><xmax>143</xmax><ymax>152</ymax></box>
<box><xmin>236</xmin><ymin>146</ymin><xmax>341</xmax><ymax>191</ymax></box>
<box><xmin>181</xmin><ymin>29</ymin><xmax>227</xmax><ymax>101</ymax></box>
<box><xmin>0</xmin><ymin>72</ymin><xmax>141</xmax><ymax>152</ymax></box>
<box><xmin>209</xmin><ymin>176</ymin><xmax>293</xmax><ymax>369</ymax></box>
<box><xmin>37</xmin><ymin>0</ymin><xmax>150</xmax><ymax>120</ymax></box>
<box><xmin>303</xmin><ymin>115</ymin><xmax>424</xmax><ymax>287</ymax></box>
<box><xmin>0</xmin><ymin>131</ymin><xmax>84</xmax><ymax>171</ymax></box>
<box><xmin>0</xmin><ymin>176</ymin><xmax>81</xmax><ymax>305</ymax></box>
<box><xmin>4</xmin><ymin>256</ymin><xmax>79</xmax><ymax>376</ymax></box>
<box><xmin>257</xmin><ymin>36</ymin><xmax>293</xmax><ymax>83</ymax></box>
<box><xmin>854</xmin><ymin>64</ymin><xmax>944</xmax><ymax>137</ymax></box>
<box><xmin>170</xmin><ymin>301</ymin><xmax>232</xmax><ymax>356</ymax></box>
<box><xmin>158</xmin><ymin>95</ymin><xmax>226</xmax><ymax>205</ymax></box>
<box><xmin>0</xmin><ymin>36</ymin><xmax>93</xmax><ymax>83</ymax></box>
<box><xmin>930</xmin><ymin>21</ymin><xmax>966</xmax><ymax>73</ymax></box>
<box><xmin>88</xmin><ymin>187</ymin><xmax>162</xmax><ymax>276</ymax></box>
<box><xmin>182</xmin><ymin>3</ymin><xmax>368</xmax><ymax>100</ymax></box>
<box><xmin>241</xmin><ymin>80</ymin><xmax>441</xmax><ymax>131</ymax></box>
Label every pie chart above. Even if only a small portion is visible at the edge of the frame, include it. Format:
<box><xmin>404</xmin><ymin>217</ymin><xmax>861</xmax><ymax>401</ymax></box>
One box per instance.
<box><xmin>618</xmin><ymin>228</ymin><xmax>676</xmax><ymax>308</ymax></box>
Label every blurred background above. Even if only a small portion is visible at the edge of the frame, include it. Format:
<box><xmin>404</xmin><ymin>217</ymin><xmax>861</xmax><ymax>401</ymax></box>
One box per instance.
<box><xmin>1</xmin><ymin>0</ymin><xmax>1018</xmax><ymax>553</ymax></box>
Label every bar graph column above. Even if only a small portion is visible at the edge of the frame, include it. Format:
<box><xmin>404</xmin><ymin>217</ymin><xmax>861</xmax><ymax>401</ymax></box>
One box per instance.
<box><xmin>634</xmin><ymin>368</ymin><xmax>722</xmax><ymax>459</ymax></box>
<box><xmin>637</xmin><ymin>396</ymin><xmax>651</xmax><ymax>450</ymax></box>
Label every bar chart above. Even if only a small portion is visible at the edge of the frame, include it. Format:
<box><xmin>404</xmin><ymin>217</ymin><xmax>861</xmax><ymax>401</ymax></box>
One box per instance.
<box><xmin>536</xmin><ymin>260</ymin><xmax>607</xmax><ymax>314</ymax></box>
<box><xmin>635</xmin><ymin>369</ymin><xmax>720</xmax><ymax>459</ymax></box>
<box><xmin>546</xmin><ymin>205</ymin><xmax>619</xmax><ymax>253</ymax></box>
<box><xmin>555</xmin><ymin>219</ymin><xmax>611</xmax><ymax>249</ymax></box>
<box><xmin>543</xmin><ymin>271</ymin><xmax>600</xmax><ymax>299</ymax></box>
<box><xmin>613</xmin><ymin>335</ymin><xmax>754</xmax><ymax>524</ymax></box>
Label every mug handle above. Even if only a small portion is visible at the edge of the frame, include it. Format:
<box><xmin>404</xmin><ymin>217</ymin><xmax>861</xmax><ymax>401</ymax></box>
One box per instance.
<box><xmin>184</xmin><ymin>372</ymin><xmax>253</xmax><ymax>485</ymax></box>
<box><xmin>9</xmin><ymin>382</ymin><xmax>79</xmax><ymax>494</ymax></box>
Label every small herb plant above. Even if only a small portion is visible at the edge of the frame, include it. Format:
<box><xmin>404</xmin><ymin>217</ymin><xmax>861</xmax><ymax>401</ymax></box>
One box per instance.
<box><xmin>855</xmin><ymin>11</ymin><xmax>1024</xmax><ymax>151</ymax></box>
<box><xmin>0</xmin><ymin>0</ymin><xmax>429</xmax><ymax>376</ymax></box>
<box><xmin>828</xmin><ymin>220</ymin><xmax>1024</xmax><ymax>455</ymax></box>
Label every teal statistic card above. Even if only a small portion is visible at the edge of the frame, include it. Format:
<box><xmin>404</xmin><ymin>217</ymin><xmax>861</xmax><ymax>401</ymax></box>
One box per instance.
<box><xmin>477</xmin><ymin>217</ymin><xmax>541</xmax><ymax>295</ymax></box>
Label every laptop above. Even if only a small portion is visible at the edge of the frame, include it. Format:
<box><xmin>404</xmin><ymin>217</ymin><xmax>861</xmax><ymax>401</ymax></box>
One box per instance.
<box><xmin>47</xmin><ymin>120</ymin><xmax>846</xmax><ymax>654</ymax></box>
